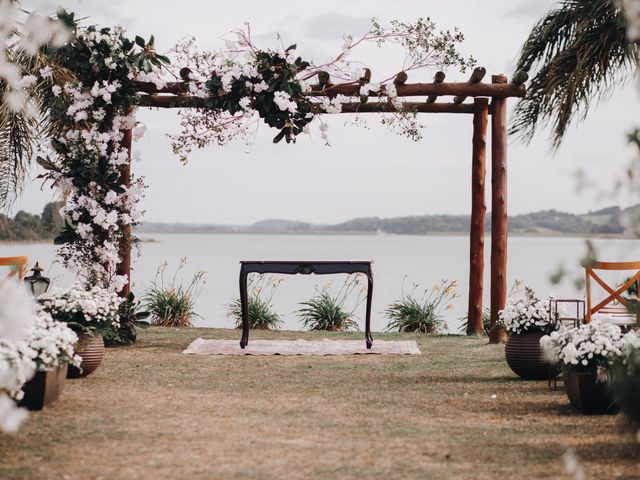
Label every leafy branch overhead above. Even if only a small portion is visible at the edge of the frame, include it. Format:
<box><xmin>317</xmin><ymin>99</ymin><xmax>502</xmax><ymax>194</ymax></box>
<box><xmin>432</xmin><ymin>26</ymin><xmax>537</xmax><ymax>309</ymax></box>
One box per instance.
<box><xmin>168</xmin><ymin>17</ymin><xmax>475</xmax><ymax>161</ymax></box>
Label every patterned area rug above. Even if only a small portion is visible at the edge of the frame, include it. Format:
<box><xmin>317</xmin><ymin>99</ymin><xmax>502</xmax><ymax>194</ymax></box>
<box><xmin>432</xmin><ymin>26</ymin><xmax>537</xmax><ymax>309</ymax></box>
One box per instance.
<box><xmin>183</xmin><ymin>338</ymin><xmax>421</xmax><ymax>356</ymax></box>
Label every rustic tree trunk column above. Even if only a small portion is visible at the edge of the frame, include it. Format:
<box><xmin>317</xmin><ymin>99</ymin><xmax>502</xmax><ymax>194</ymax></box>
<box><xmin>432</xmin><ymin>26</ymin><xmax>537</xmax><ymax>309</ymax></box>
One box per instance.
<box><xmin>115</xmin><ymin>110</ymin><xmax>133</xmax><ymax>298</ymax></box>
<box><xmin>467</xmin><ymin>98</ymin><xmax>488</xmax><ymax>335</ymax></box>
<box><xmin>489</xmin><ymin>75</ymin><xmax>508</xmax><ymax>343</ymax></box>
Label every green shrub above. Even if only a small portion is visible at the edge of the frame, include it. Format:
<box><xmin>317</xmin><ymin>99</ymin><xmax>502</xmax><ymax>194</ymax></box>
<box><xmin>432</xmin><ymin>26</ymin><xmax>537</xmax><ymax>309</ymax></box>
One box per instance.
<box><xmin>460</xmin><ymin>280</ymin><xmax>523</xmax><ymax>335</ymax></box>
<box><xmin>143</xmin><ymin>259</ymin><xmax>206</xmax><ymax>327</ymax></box>
<box><xmin>385</xmin><ymin>278</ymin><xmax>458</xmax><ymax>334</ymax></box>
<box><xmin>227</xmin><ymin>275</ymin><xmax>283</xmax><ymax>330</ymax></box>
<box><xmin>459</xmin><ymin>307</ymin><xmax>491</xmax><ymax>336</ymax></box>
<box><xmin>297</xmin><ymin>276</ymin><xmax>363</xmax><ymax>331</ymax></box>
<box><xmin>104</xmin><ymin>291</ymin><xmax>150</xmax><ymax>346</ymax></box>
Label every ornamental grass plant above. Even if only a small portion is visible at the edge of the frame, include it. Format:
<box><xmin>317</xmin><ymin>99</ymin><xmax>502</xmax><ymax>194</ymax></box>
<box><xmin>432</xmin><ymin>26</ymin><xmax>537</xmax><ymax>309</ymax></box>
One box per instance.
<box><xmin>143</xmin><ymin>259</ymin><xmax>206</xmax><ymax>328</ymax></box>
<box><xmin>458</xmin><ymin>307</ymin><xmax>491</xmax><ymax>335</ymax></box>
<box><xmin>385</xmin><ymin>278</ymin><xmax>458</xmax><ymax>334</ymax></box>
<box><xmin>227</xmin><ymin>275</ymin><xmax>283</xmax><ymax>330</ymax></box>
<box><xmin>297</xmin><ymin>275</ymin><xmax>363</xmax><ymax>332</ymax></box>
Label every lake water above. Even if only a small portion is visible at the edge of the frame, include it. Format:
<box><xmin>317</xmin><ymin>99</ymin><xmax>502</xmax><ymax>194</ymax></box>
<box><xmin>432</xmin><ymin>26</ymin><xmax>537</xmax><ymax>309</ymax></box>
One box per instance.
<box><xmin>2</xmin><ymin>233</ymin><xmax>639</xmax><ymax>332</ymax></box>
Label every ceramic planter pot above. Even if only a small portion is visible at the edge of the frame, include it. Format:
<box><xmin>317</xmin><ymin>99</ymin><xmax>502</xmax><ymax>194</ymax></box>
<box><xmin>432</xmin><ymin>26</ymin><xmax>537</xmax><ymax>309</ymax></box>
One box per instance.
<box><xmin>505</xmin><ymin>331</ymin><xmax>557</xmax><ymax>380</ymax></box>
<box><xmin>19</xmin><ymin>364</ymin><xmax>68</xmax><ymax>411</ymax></box>
<box><xmin>563</xmin><ymin>368</ymin><xmax>617</xmax><ymax>415</ymax></box>
<box><xmin>67</xmin><ymin>334</ymin><xmax>105</xmax><ymax>378</ymax></box>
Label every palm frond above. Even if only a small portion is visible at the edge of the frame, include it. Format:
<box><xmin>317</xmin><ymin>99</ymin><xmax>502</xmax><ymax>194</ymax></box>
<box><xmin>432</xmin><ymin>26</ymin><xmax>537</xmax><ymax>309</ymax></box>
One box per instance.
<box><xmin>0</xmin><ymin>96</ymin><xmax>38</xmax><ymax>209</ymax></box>
<box><xmin>511</xmin><ymin>0</ymin><xmax>638</xmax><ymax>148</ymax></box>
<box><xmin>0</xmin><ymin>41</ymin><xmax>76</xmax><ymax>210</ymax></box>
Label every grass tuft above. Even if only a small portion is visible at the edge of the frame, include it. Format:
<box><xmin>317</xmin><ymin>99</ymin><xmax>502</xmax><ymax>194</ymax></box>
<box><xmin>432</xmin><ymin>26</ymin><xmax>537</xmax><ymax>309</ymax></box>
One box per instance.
<box><xmin>143</xmin><ymin>258</ymin><xmax>205</xmax><ymax>327</ymax></box>
<box><xmin>385</xmin><ymin>278</ymin><xmax>458</xmax><ymax>334</ymax></box>
<box><xmin>297</xmin><ymin>275</ymin><xmax>363</xmax><ymax>331</ymax></box>
<box><xmin>227</xmin><ymin>274</ymin><xmax>283</xmax><ymax>330</ymax></box>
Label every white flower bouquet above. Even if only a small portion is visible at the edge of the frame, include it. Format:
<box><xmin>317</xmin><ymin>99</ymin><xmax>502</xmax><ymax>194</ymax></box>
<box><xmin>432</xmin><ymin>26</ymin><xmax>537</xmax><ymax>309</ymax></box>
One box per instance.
<box><xmin>38</xmin><ymin>283</ymin><xmax>122</xmax><ymax>336</ymax></box>
<box><xmin>0</xmin><ymin>341</ymin><xmax>36</xmax><ymax>402</ymax></box>
<box><xmin>540</xmin><ymin>319</ymin><xmax>625</xmax><ymax>371</ymax></box>
<box><xmin>26</xmin><ymin>312</ymin><xmax>81</xmax><ymax>372</ymax></box>
<box><xmin>0</xmin><ymin>281</ymin><xmax>37</xmax><ymax>432</ymax></box>
<box><xmin>499</xmin><ymin>287</ymin><xmax>555</xmax><ymax>335</ymax></box>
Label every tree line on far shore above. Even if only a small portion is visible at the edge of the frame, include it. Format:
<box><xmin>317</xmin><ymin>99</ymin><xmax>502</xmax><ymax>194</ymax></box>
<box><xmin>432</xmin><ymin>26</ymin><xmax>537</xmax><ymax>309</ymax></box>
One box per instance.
<box><xmin>138</xmin><ymin>205</ymin><xmax>639</xmax><ymax>237</ymax></box>
<box><xmin>0</xmin><ymin>202</ymin><xmax>63</xmax><ymax>241</ymax></box>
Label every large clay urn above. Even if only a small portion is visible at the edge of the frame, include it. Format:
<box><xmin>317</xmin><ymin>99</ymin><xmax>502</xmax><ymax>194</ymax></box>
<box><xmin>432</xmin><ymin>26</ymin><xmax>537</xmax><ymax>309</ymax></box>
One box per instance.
<box><xmin>563</xmin><ymin>368</ymin><xmax>617</xmax><ymax>415</ymax></box>
<box><xmin>19</xmin><ymin>364</ymin><xmax>68</xmax><ymax>410</ymax></box>
<box><xmin>67</xmin><ymin>334</ymin><xmax>105</xmax><ymax>378</ymax></box>
<box><xmin>505</xmin><ymin>331</ymin><xmax>557</xmax><ymax>380</ymax></box>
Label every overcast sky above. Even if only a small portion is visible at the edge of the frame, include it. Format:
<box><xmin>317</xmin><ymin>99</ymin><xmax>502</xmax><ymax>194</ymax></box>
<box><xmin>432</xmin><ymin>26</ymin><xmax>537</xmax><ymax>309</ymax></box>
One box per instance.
<box><xmin>15</xmin><ymin>0</ymin><xmax>640</xmax><ymax>224</ymax></box>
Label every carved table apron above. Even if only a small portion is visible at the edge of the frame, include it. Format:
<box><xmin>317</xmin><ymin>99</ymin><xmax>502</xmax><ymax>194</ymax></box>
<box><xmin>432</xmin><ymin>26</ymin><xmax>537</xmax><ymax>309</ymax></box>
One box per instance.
<box><xmin>238</xmin><ymin>260</ymin><xmax>374</xmax><ymax>349</ymax></box>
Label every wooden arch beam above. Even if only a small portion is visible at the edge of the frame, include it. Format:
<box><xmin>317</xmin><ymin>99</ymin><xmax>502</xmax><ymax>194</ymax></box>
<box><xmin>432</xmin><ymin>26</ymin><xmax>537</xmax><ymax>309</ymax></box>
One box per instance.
<box><xmin>135</xmin><ymin>80</ymin><xmax>525</xmax><ymax>99</ymax></box>
<box><xmin>134</xmin><ymin>95</ymin><xmax>481</xmax><ymax>114</ymax></box>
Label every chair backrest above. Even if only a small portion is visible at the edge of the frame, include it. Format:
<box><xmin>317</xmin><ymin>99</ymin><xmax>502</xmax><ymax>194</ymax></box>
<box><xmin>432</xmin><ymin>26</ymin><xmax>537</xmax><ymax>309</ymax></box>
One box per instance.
<box><xmin>0</xmin><ymin>256</ymin><xmax>28</xmax><ymax>280</ymax></box>
<box><xmin>585</xmin><ymin>261</ymin><xmax>640</xmax><ymax>322</ymax></box>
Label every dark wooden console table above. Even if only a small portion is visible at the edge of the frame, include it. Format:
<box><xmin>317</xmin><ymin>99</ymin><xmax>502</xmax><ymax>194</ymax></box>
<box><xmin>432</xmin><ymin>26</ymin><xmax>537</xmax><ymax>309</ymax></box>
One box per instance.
<box><xmin>239</xmin><ymin>260</ymin><xmax>374</xmax><ymax>349</ymax></box>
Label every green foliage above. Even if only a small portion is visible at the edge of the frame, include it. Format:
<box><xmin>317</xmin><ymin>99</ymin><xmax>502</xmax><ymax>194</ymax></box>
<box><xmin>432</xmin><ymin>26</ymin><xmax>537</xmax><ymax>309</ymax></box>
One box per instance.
<box><xmin>297</xmin><ymin>276</ymin><xmax>363</xmax><ymax>331</ymax></box>
<box><xmin>227</xmin><ymin>275</ymin><xmax>283</xmax><ymax>330</ymax></box>
<box><xmin>131</xmin><ymin>35</ymin><xmax>170</xmax><ymax>73</ymax></box>
<box><xmin>0</xmin><ymin>202</ymin><xmax>62</xmax><ymax>241</ymax></box>
<box><xmin>385</xmin><ymin>279</ymin><xmax>458</xmax><ymax>334</ymax></box>
<box><xmin>204</xmin><ymin>49</ymin><xmax>312</xmax><ymax>145</ymax></box>
<box><xmin>370</xmin><ymin>17</ymin><xmax>475</xmax><ymax>72</ymax></box>
<box><xmin>104</xmin><ymin>291</ymin><xmax>150</xmax><ymax>346</ymax></box>
<box><xmin>459</xmin><ymin>307</ymin><xmax>491</xmax><ymax>336</ymax></box>
<box><xmin>511</xmin><ymin>0</ymin><xmax>638</xmax><ymax>148</ymax></box>
<box><xmin>143</xmin><ymin>260</ymin><xmax>205</xmax><ymax>327</ymax></box>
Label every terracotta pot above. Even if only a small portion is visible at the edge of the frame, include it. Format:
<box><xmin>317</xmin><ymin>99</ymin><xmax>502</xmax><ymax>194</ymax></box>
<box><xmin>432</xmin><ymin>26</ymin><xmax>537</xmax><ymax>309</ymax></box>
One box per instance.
<box><xmin>505</xmin><ymin>331</ymin><xmax>557</xmax><ymax>380</ymax></box>
<box><xmin>563</xmin><ymin>368</ymin><xmax>617</xmax><ymax>415</ymax></box>
<box><xmin>19</xmin><ymin>364</ymin><xmax>68</xmax><ymax>411</ymax></box>
<box><xmin>67</xmin><ymin>334</ymin><xmax>105</xmax><ymax>378</ymax></box>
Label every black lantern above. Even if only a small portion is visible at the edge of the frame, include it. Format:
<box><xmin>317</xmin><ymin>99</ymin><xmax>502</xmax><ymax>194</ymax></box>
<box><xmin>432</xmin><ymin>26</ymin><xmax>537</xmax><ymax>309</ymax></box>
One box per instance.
<box><xmin>24</xmin><ymin>262</ymin><xmax>51</xmax><ymax>297</ymax></box>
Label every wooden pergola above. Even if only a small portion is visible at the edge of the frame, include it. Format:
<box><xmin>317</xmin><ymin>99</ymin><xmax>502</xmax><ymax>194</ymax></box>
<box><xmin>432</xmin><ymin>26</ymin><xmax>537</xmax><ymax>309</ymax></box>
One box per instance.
<box><xmin>122</xmin><ymin>67</ymin><xmax>527</xmax><ymax>342</ymax></box>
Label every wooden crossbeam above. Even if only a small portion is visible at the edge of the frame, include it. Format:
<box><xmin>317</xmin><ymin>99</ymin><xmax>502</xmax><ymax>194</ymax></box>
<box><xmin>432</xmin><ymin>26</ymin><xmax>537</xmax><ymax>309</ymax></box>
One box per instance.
<box><xmin>134</xmin><ymin>94</ymin><xmax>480</xmax><ymax>114</ymax></box>
<box><xmin>453</xmin><ymin>67</ymin><xmax>486</xmax><ymax>104</ymax></box>
<box><xmin>135</xmin><ymin>80</ymin><xmax>526</xmax><ymax>99</ymax></box>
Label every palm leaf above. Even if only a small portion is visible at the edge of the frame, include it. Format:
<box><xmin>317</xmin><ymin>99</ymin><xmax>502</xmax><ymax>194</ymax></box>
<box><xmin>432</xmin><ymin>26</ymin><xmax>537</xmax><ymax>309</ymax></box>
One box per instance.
<box><xmin>511</xmin><ymin>0</ymin><xmax>638</xmax><ymax>148</ymax></box>
<box><xmin>0</xmin><ymin>41</ymin><xmax>76</xmax><ymax>209</ymax></box>
<box><xmin>0</xmin><ymin>97</ymin><xmax>38</xmax><ymax>208</ymax></box>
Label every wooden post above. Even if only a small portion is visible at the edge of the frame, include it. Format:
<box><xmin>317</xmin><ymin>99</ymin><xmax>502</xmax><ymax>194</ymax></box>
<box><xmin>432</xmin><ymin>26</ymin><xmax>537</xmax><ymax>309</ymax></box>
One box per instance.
<box><xmin>115</xmin><ymin>110</ymin><xmax>133</xmax><ymax>298</ymax></box>
<box><xmin>467</xmin><ymin>98</ymin><xmax>488</xmax><ymax>335</ymax></box>
<box><xmin>489</xmin><ymin>75</ymin><xmax>508</xmax><ymax>343</ymax></box>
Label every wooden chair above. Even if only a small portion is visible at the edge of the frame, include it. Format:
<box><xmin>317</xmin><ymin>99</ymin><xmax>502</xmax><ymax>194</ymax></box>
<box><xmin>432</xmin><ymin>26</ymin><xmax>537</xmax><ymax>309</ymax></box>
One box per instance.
<box><xmin>585</xmin><ymin>261</ymin><xmax>640</xmax><ymax>327</ymax></box>
<box><xmin>0</xmin><ymin>256</ymin><xmax>28</xmax><ymax>280</ymax></box>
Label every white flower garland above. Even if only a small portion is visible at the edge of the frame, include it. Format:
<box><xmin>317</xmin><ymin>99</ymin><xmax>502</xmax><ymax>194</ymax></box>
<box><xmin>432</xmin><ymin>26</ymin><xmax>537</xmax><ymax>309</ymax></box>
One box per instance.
<box><xmin>41</xmin><ymin>25</ymin><xmax>154</xmax><ymax>292</ymax></box>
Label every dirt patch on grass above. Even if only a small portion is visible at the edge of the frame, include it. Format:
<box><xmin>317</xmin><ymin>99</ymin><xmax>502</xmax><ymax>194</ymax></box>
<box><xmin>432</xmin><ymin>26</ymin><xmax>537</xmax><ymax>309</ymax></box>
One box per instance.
<box><xmin>1</xmin><ymin>328</ymin><xmax>638</xmax><ymax>479</ymax></box>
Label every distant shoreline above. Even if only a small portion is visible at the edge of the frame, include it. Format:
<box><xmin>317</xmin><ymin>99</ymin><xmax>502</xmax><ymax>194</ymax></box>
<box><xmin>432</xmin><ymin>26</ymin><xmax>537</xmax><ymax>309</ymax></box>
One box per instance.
<box><xmin>3</xmin><ymin>230</ymin><xmax>637</xmax><ymax>245</ymax></box>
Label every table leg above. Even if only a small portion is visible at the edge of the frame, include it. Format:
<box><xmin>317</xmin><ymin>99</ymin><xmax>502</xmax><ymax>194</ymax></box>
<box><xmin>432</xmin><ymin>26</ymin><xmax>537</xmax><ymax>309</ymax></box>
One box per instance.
<box><xmin>365</xmin><ymin>270</ymin><xmax>374</xmax><ymax>349</ymax></box>
<box><xmin>239</xmin><ymin>268</ymin><xmax>250</xmax><ymax>349</ymax></box>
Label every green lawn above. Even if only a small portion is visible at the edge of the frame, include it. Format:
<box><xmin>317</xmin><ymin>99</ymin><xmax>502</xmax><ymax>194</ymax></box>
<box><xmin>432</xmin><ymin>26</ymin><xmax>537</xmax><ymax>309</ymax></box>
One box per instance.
<box><xmin>1</xmin><ymin>328</ymin><xmax>638</xmax><ymax>479</ymax></box>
